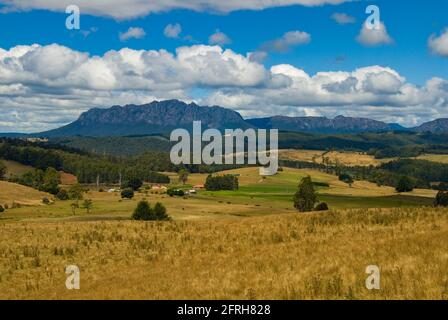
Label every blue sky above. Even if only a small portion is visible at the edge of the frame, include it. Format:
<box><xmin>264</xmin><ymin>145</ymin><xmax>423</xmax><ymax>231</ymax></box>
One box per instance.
<box><xmin>0</xmin><ymin>0</ymin><xmax>447</xmax><ymax>132</ymax></box>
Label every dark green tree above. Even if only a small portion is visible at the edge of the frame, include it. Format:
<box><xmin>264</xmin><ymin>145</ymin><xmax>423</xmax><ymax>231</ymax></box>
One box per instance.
<box><xmin>435</xmin><ymin>191</ymin><xmax>448</xmax><ymax>207</ymax></box>
<box><xmin>41</xmin><ymin>167</ymin><xmax>60</xmax><ymax>194</ymax></box>
<box><xmin>121</xmin><ymin>188</ymin><xmax>134</xmax><ymax>199</ymax></box>
<box><xmin>338</xmin><ymin>173</ymin><xmax>354</xmax><ymax>187</ymax></box>
<box><xmin>68</xmin><ymin>184</ymin><xmax>85</xmax><ymax>203</ymax></box>
<box><xmin>132</xmin><ymin>200</ymin><xmax>154</xmax><ymax>221</ymax></box>
<box><xmin>315</xmin><ymin>202</ymin><xmax>329</xmax><ymax>211</ymax></box>
<box><xmin>153</xmin><ymin>202</ymin><xmax>170</xmax><ymax>221</ymax></box>
<box><xmin>395</xmin><ymin>176</ymin><xmax>414</xmax><ymax>193</ymax></box>
<box><xmin>293</xmin><ymin>176</ymin><xmax>317</xmax><ymax>212</ymax></box>
<box><xmin>82</xmin><ymin>199</ymin><xmax>93</xmax><ymax>214</ymax></box>
<box><xmin>56</xmin><ymin>189</ymin><xmax>69</xmax><ymax>200</ymax></box>
<box><xmin>125</xmin><ymin>178</ymin><xmax>143</xmax><ymax>191</ymax></box>
<box><xmin>0</xmin><ymin>161</ymin><xmax>6</xmax><ymax>180</ymax></box>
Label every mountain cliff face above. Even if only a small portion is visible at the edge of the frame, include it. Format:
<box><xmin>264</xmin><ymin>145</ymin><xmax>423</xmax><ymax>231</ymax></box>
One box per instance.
<box><xmin>414</xmin><ymin>119</ymin><xmax>448</xmax><ymax>133</ymax></box>
<box><xmin>36</xmin><ymin>99</ymin><xmax>448</xmax><ymax>137</ymax></box>
<box><xmin>40</xmin><ymin>100</ymin><xmax>251</xmax><ymax>137</ymax></box>
<box><xmin>247</xmin><ymin>115</ymin><xmax>405</xmax><ymax>134</ymax></box>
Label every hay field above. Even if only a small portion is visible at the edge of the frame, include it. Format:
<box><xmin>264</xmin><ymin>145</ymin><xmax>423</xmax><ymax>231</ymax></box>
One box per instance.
<box><xmin>0</xmin><ymin>207</ymin><xmax>447</xmax><ymax>300</ymax></box>
<box><xmin>279</xmin><ymin>150</ymin><xmax>381</xmax><ymax>167</ymax></box>
<box><xmin>415</xmin><ymin>154</ymin><xmax>448</xmax><ymax>164</ymax></box>
<box><xmin>0</xmin><ymin>181</ymin><xmax>52</xmax><ymax>207</ymax></box>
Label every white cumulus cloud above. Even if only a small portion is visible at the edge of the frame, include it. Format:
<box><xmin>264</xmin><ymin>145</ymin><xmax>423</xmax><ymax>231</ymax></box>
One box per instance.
<box><xmin>331</xmin><ymin>12</ymin><xmax>356</xmax><ymax>24</ymax></box>
<box><xmin>164</xmin><ymin>23</ymin><xmax>182</xmax><ymax>38</ymax></box>
<box><xmin>0</xmin><ymin>43</ymin><xmax>446</xmax><ymax>132</ymax></box>
<box><xmin>209</xmin><ymin>30</ymin><xmax>232</xmax><ymax>46</ymax></box>
<box><xmin>357</xmin><ymin>22</ymin><xmax>393</xmax><ymax>47</ymax></box>
<box><xmin>0</xmin><ymin>0</ymin><xmax>355</xmax><ymax>19</ymax></box>
<box><xmin>119</xmin><ymin>27</ymin><xmax>146</xmax><ymax>41</ymax></box>
<box><xmin>429</xmin><ymin>28</ymin><xmax>448</xmax><ymax>57</ymax></box>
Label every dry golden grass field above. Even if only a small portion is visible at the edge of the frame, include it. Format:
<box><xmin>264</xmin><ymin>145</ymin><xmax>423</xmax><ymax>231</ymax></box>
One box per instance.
<box><xmin>0</xmin><ymin>166</ymin><xmax>446</xmax><ymax>300</ymax></box>
<box><xmin>279</xmin><ymin>149</ymin><xmax>382</xmax><ymax>167</ymax></box>
<box><xmin>0</xmin><ymin>181</ymin><xmax>52</xmax><ymax>207</ymax></box>
<box><xmin>416</xmin><ymin>154</ymin><xmax>448</xmax><ymax>164</ymax></box>
<box><xmin>0</xmin><ymin>208</ymin><xmax>447</xmax><ymax>299</ymax></box>
<box><xmin>0</xmin><ymin>159</ymin><xmax>34</xmax><ymax>179</ymax></box>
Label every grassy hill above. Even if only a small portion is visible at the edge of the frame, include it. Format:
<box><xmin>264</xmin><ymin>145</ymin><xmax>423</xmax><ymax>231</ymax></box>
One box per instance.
<box><xmin>1</xmin><ymin>167</ymin><xmax>435</xmax><ymax>222</ymax></box>
<box><xmin>0</xmin><ymin>181</ymin><xmax>51</xmax><ymax>207</ymax></box>
<box><xmin>1</xmin><ymin>159</ymin><xmax>34</xmax><ymax>178</ymax></box>
<box><xmin>0</xmin><ymin>207</ymin><xmax>447</xmax><ymax>299</ymax></box>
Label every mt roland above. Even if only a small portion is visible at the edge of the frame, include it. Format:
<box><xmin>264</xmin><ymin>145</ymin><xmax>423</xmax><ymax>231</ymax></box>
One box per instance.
<box><xmin>34</xmin><ymin>100</ymin><xmax>448</xmax><ymax>137</ymax></box>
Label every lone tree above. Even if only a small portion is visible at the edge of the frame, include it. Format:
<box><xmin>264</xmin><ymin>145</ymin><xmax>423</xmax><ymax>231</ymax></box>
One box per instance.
<box><xmin>178</xmin><ymin>169</ymin><xmax>189</xmax><ymax>185</ymax></box>
<box><xmin>293</xmin><ymin>176</ymin><xmax>317</xmax><ymax>212</ymax></box>
<box><xmin>82</xmin><ymin>199</ymin><xmax>93</xmax><ymax>214</ymax></box>
<box><xmin>70</xmin><ymin>202</ymin><xmax>79</xmax><ymax>215</ymax></box>
<box><xmin>435</xmin><ymin>191</ymin><xmax>448</xmax><ymax>207</ymax></box>
<box><xmin>68</xmin><ymin>184</ymin><xmax>85</xmax><ymax>204</ymax></box>
<box><xmin>395</xmin><ymin>176</ymin><xmax>414</xmax><ymax>193</ymax></box>
<box><xmin>338</xmin><ymin>173</ymin><xmax>354</xmax><ymax>187</ymax></box>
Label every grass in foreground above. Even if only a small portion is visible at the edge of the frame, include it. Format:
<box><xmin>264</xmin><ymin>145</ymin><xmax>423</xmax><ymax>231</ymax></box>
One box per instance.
<box><xmin>0</xmin><ymin>207</ymin><xmax>447</xmax><ymax>300</ymax></box>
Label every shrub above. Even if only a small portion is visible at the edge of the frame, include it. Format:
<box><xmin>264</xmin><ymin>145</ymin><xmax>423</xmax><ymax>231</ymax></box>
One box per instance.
<box><xmin>153</xmin><ymin>202</ymin><xmax>170</xmax><ymax>221</ymax></box>
<box><xmin>132</xmin><ymin>200</ymin><xmax>153</xmax><ymax>221</ymax></box>
<box><xmin>3</xmin><ymin>204</ymin><xmax>8</xmax><ymax>210</ymax></box>
<box><xmin>167</xmin><ymin>188</ymin><xmax>185</xmax><ymax>197</ymax></box>
<box><xmin>132</xmin><ymin>201</ymin><xmax>171</xmax><ymax>221</ymax></box>
<box><xmin>395</xmin><ymin>176</ymin><xmax>414</xmax><ymax>193</ymax></box>
<box><xmin>315</xmin><ymin>202</ymin><xmax>329</xmax><ymax>211</ymax></box>
<box><xmin>293</xmin><ymin>176</ymin><xmax>317</xmax><ymax>212</ymax></box>
<box><xmin>56</xmin><ymin>189</ymin><xmax>69</xmax><ymax>200</ymax></box>
<box><xmin>0</xmin><ymin>205</ymin><xmax>4</xmax><ymax>213</ymax></box>
<box><xmin>42</xmin><ymin>197</ymin><xmax>50</xmax><ymax>205</ymax></box>
<box><xmin>435</xmin><ymin>191</ymin><xmax>448</xmax><ymax>207</ymax></box>
<box><xmin>121</xmin><ymin>188</ymin><xmax>134</xmax><ymax>199</ymax></box>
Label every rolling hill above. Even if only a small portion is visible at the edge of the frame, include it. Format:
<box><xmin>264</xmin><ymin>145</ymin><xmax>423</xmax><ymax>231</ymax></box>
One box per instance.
<box><xmin>0</xmin><ymin>181</ymin><xmax>52</xmax><ymax>207</ymax></box>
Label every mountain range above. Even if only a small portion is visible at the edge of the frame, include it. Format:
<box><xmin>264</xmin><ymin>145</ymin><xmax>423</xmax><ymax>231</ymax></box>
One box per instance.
<box><xmin>3</xmin><ymin>100</ymin><xmax>448</xmax><ymax>137</ymax></box>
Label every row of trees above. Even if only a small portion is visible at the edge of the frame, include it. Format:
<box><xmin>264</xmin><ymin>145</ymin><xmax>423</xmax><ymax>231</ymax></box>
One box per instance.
<box><xmin>0</xmin><ymin>140</ymin><xmax>170</xmax><ymax>185</ymax></box>
<box><xmin>14</xmin><ymin>167</ymin><xmax>61</xmax><ymax>194</ymax></box>
<box><xmin>205</xmin><ymin>174</ymin><xmax>239</xmax><ymax>191</ymax></box>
